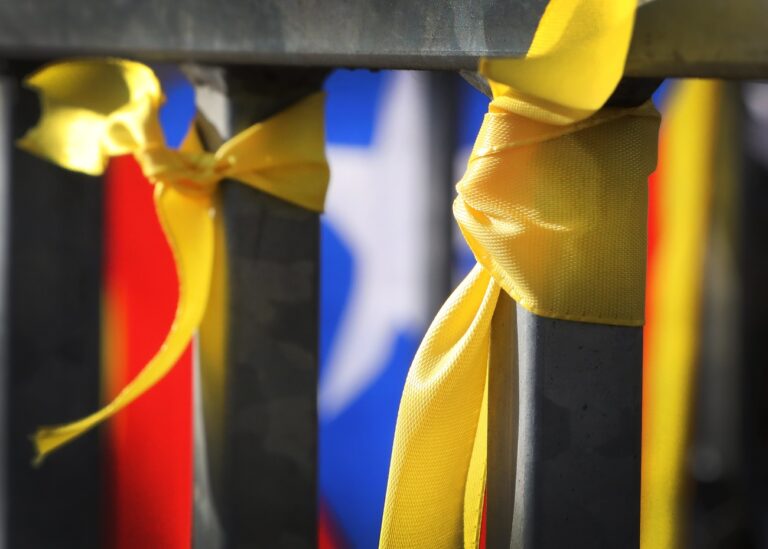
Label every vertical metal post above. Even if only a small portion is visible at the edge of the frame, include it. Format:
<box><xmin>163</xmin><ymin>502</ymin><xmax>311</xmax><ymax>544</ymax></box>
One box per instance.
<box><xmin>0</xmin><ymin>70</ymin><xmax>10</xmax><ymax>549</ymax></box>
<box><xmin>512</xmin><ymin>308</ymin><xmax>642</xmax><ymax>548</ymax></box>
<box><xmin>190</xmin><ymin>66</ymin><xmax>326</xmax><ymax>548</ymax></box>
<box><xmin>425</xmin><ymin>71</ymin><xmax>459</xmax><ymax>317</ymax></box>
<box><xmin>485</xmin><ymin>80</ymin><xmax>657</xmax><ymax>549</ymax></box>
<box><xmin>0</xmin><ymin>65</ymin><xmax>103</xmax><ymax>548</ymax></box>
<box><xmin>488</xmin><ymin>298</ymin><xmax>643</xmax><ymax>549</ymax></box>
<box><xmin>740</xmin><ymin>82</ymin><xmax>768</xmax><ymax>549</ymax></box>
<box><xmin>688</xmin><ymin>83</ymin><xmax>749</xmax><ymax>547</ymax></box>
<box><xmin>487</xmin><ymin>293</ymin><xmax>519</xmax><ymax>549</ymax></box>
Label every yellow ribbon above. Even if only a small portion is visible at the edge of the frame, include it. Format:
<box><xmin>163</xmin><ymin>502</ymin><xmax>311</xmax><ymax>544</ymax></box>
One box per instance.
<box><xmin>641</xmin><ymin>80</ymin><xmax>721</xmax><ymax>549</ymax></box>
<box><xmin>18</xmin><ymin>59</ymin><xmax>329</xmax><ymax>464</ymax></box>
<box><xmin>380</xmin><ymin>1</ymin><xmax>659</xmax><ymax>547</ymax></box>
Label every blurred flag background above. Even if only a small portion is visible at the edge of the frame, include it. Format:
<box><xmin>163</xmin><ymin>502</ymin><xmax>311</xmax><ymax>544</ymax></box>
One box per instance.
<box><xmin>317</xmin><ymin>69</ymin><xmax>490</xmax><ymax>548</ymax></box>
<box><xmin>83</xmin><ymin>70</ymin><xmax>768</xmax><ymax>549</ymax></box>
<box><xmin>318</xmin><ymin>69</ymin><xmax>432</xmax><ymax>549</ymax></box>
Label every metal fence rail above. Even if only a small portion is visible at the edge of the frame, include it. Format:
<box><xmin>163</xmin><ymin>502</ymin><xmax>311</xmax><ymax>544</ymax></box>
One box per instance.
<box><xmin>0</xmin><ymin>1</ymin><xmax>766</xmax><ymax>548</ymax></box>
<box><xmin>0</xmin><ymin>0</ymin><xmax>766</xmax><ymax>76</ymax></box>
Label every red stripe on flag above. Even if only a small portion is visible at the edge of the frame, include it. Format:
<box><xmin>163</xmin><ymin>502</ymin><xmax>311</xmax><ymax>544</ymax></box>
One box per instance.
<box><xmin>642</xmin><ymin>139</ymin><xmax>663</xmax><ymax>448</ymax></box>
<box><xmin>319</xmin><ymin>499</ymin><xmax>350</xmax><ymax>549</ymax></box>
<box><xmin>103</xmin><ymin>156</ymin><xmax>193</xmax><ymax>549</ymax></box>
<box><xmin>479</xmin><ymin>490</ymin><xmax>487</xmax><ymax>549</ymax></box>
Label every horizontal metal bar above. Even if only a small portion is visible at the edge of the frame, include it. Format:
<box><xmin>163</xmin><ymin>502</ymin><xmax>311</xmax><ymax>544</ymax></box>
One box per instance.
<box><xmin>0</xmin><ymin>0</ymin><xmax>765</xmax><ymax>77</ymax></box>
<box><xmin>0</xmin><ymin>0</ymin><xmax>543</xmax><ymax>71</ymax></box>
<box><xmin>626</xmin><ymin>0</ymin><xmax>768</xmax><ymax>78</ymax></box>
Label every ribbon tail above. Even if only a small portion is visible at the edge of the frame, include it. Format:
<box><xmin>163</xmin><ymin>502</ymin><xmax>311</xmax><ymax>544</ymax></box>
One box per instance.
<box><xmin>380</xmin><ymin>264</ymin><xmax>500</xmax><ymax>548</ymax></box>
<box><xmin>479</xmin><ymin>0</ymin><xmax>637</xmax><ymax>124</ymax></box>
<box><xmin>198</xmin><ymin>194</ymin><xmax>229</xmax><ymax>483</ymax></box>
<box><xmin>33</xmin><ymin>183</ymin><xmax>215</xmax><ymax>464</ymax></box>
<box><xmin>464</xmin><ymin>372</ymin><xmax>489</xmax><ymax>549</ymax></box>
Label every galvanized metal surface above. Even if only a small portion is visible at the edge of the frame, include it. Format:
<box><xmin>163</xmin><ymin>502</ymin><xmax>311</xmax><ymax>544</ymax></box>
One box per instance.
<box><xmin>191</xmin><ymin>68</ymin><xmax>324</xmax><ymax>549</ymax></box>
<box><xmin>0</xmin><ymin>70</ymin><xmax>103</xmax><ymax>549</ymax></box>
<box><xmin>488</xmin><ymin>304</ymin><xmax>643</xmax><ymax>549</ymax></box>
<box><xmin>0</xmin><ymin>75</ymin><xmax>9</xmax><ymax>549</ymax></box>
<box><xmin>0</xmin><ymin>0</ymin><xmax>545</xmax><ymax>69</ymax></box>
<box><xmin>218</xmin><ymin>185</ymin><xmax>318</xmax><ymax>549</ymax></box>
<box><xmin>626</xmin><ymin>0</ymin><xmax>768</xmax><ymax>78</ymax></box>
<box><xmin>487</xmin><ymin>293</ymin><xmax>519</xmax><ymax>549</ymax></box>
<box><xmin>0</xmin><ymin>0</ymin><xmax>764</xmax><ymax>77</ymax></box>
<box><xmin>425</xmin><ymin>72</ymin><xmax>460</xmax><ymax>317</ymax></box>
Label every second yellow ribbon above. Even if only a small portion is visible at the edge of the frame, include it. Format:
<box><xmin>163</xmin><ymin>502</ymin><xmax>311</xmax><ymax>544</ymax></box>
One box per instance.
<box><xmin>380</xmin><ymin>0</ymin><xmax>659</xmax><ymax>547</ymax></box>
<box><xmin>18</xmin><ymin>59</ymin><xmax>329</xmax><ymax>463</ymax></box>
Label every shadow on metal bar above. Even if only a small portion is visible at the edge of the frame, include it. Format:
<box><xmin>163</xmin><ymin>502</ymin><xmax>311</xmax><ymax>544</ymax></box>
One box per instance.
<box><xmin>0</xmin><ymin>67</ymin><xmax>103</xmax><ymax>549</ymax></box>
<box><xmin>191</xmin><ymin>67</ymin><xmax>326</xmax><ymax>549</ymax></box>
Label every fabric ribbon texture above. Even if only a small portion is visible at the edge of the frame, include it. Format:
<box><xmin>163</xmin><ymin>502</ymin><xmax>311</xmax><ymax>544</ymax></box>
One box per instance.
<box><xmin>18</xmin><ymin>59</ymin><xmax>329</xmax><ymax>464</ymax></box>
<box><xmin>380</xmin><ymin>0</ymin><xmax>660</xmax><ymax>547</ymax></box>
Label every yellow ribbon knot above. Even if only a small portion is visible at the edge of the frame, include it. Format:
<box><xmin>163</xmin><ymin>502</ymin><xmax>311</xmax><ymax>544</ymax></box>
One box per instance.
<box><xmin>134</xmin><ymin>145</ymin><xmax>228</xmax><ymax>195</ymax></box>
<box><xmin>18</xmin><ymin>59</ymin><xmax>329</xmax><ymax>464</ymax></box>
<box><xmin>380</xmin><ymin>0</ymin><xmax>659</xmax><ymax>547</ymax></box>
